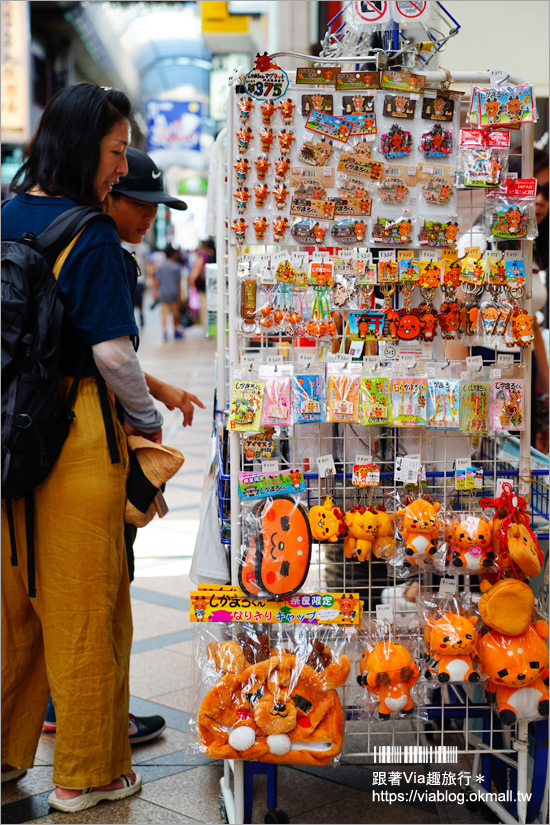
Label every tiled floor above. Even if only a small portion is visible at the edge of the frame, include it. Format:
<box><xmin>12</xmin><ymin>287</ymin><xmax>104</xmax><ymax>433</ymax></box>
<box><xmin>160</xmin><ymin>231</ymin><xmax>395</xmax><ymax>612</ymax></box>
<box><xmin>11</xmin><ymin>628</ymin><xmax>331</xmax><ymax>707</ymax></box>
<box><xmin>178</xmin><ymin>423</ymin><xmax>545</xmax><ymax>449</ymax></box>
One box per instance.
<box><xmin>1</xmin><ymin>305</ymin><xmax>502</xmax><ymax>823</ymax></box>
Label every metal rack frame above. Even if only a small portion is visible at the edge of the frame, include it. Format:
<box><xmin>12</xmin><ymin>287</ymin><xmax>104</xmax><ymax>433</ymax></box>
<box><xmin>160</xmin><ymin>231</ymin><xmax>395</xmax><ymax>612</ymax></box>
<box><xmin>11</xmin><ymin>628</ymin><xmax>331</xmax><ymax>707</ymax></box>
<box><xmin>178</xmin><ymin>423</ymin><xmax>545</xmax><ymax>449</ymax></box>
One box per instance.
<box><xmin>210</xmin><ymin>64</ymin><xmax>548</xmax><ymax>825</ymax></box>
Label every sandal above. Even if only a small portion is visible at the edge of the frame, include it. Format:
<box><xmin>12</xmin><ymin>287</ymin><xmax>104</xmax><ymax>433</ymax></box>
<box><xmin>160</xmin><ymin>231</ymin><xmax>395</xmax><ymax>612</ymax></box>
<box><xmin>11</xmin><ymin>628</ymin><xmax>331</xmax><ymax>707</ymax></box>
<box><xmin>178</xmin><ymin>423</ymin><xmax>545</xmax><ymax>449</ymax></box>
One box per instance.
<box><xmin>1</xmin><ymin>767</ymin><xmax>27</xmax><ymax>783</ymax></box>
<box><xmin>47</xmin><ymin>770</ymin><xmax>142</xmax><ymax>812</ymax></box>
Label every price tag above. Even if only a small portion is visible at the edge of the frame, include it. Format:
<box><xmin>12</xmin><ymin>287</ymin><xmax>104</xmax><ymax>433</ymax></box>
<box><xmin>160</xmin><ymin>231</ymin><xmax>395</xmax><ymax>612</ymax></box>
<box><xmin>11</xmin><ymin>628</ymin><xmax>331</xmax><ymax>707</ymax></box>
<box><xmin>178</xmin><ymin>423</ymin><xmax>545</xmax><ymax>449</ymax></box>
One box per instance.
<box><xmin>262</xmin><ymin>460</ymin><xmax>279</xmax><ymax>472</ymax></box>
<box><xmin>439</xmin><ymin>578</ymin><xmax>458</xmax><ymax>595</ymax></box>
<box><xmin>363</xmin><ymin>355</ymin><xmax>380</xmax><ymax>366</ymax></box>
<box><xmin>402</xmin><ymin>455</ymin><xmax>421</xmax><ymax>484</ymax></box>
<box><xmin>491</xmin><ymin>368</ymin><xmax>502</xmax><ymax>379</ymax></box>
<box><xmin>427</xmin><ymin>367</ymin><xmax>435</xmax><ymax>376</ymax></box>
<box><xmin>312</xmin><ymin>251</ymin><xmax>330</xmax><ymax>263</ymax></box>
<box><xmin>497</xmin><ymin>353</ymin><xmax>514</xmax><ymax>367</ymax></box>
<box><xmin>241</xmin><ymin>354</ymin><xmax>257</xmax><ymax>367</ymax></box>
<box><xmin>496</xmin><ymin>478</ymin><xmax>514</xmax><ymax>498</ymax></box>
<box><xmin>408</xmin><ymin>165</ymin><xmax>417</xmax><ymax>176</ymax></box>
<box><xmin>378</xmin><ymin>249</ymin><xmax>396</xmax><ymax>261</ymax></box>
<box><xmin>297</xmin><ymin>351</ymin><xmax>315</xmax><ymax>364</ymax></box>
<box><xmin>317</xmin><ymin>454</ymin><xmax>336</xmax><ymax>478</ymax></box>
<box><xmin>272</xmin><ymin>251</ymin><xmax>288</xmax><ymax>265</ymax></box>
<box><xmin>335</xmin><ymin>352</ymin><xmax>351</xmax><ymax>362</ymax></box>
<box><xmin>490</xmin><ymin>68</ymin><xmax>510</xmax><ymax>87</ymax></box>
<box><xmin>421</xmin><ymin>250</ymin><xmax>439</xmax><ymax>263</ymax></box>
<box><xmin>233</xmin><ymin>369</ymin><xmax>243</xmax><ymax>380</ymax></box>
<box><xmin>466</xmin><ymin>355</ymin><xmax>483</xmax><ymax>370</ymax></box>
<box><xmin>356</xmin><ymin>454</ymin><xmax>372</xmax><ymax>466</ymax></box>
<box><xmin>503</xmin><ymin>250</ymin><xmax>521</xmax><ymax>261</ymax></box>
<box><xmin>260</xmin><ymin>273</ymin><xmax>277</xmax><ymax>285</ymax></box>
<box><xmin>339</xmin><ymin>248</ymin><xmax>354</xmax><ymax>260</ymax></box>
<box><xmin>465</xmin><ymin>246</ymin><xmax>481</xmax><ymax>259</ymax></box>
<box><xmin>399</xmin><ymin>352</ymin><xmax>416</xmax><ymax>362</ymax></box>
<box><xmin>423</xmin><ymin>165</ymin><xmax>434</xmax><ymax>175</ymax></box>
<box><xmin>455</xmin><ymin>458</ymin><xmax>469</xmax><ymax>472</ymax></box>
<box><xmin>291</xmin><ymin>251</ymin><xmax>308</xmax><ymax>270</ymax></box>
<box><xmin>349</xmin><ymin>341</ymin><xmax>364</xmax><ymax>359</ymax></box>
<box><xmin>376</xmin><ymin>604</ymin><xmax>394</xmax><ymax>622</ymax></box>
<box><xmin>266</xmin><ymin>354</ymin><xmax>283</xmax><ymax>365</ymax></box>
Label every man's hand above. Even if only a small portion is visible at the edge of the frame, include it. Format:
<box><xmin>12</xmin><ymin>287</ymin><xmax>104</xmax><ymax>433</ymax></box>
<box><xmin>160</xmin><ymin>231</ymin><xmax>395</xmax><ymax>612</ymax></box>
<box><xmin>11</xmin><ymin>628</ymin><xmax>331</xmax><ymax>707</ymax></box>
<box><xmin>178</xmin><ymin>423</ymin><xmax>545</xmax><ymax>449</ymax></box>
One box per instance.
<box><xmin>123</xmin><ymin>422</ymin><xmax>163</xmax><ymax>443</ymax></box>
<box><xmin>145</xmin><ymin>373</ymin><xmax>206</xmax><ymax>427</ymax></box>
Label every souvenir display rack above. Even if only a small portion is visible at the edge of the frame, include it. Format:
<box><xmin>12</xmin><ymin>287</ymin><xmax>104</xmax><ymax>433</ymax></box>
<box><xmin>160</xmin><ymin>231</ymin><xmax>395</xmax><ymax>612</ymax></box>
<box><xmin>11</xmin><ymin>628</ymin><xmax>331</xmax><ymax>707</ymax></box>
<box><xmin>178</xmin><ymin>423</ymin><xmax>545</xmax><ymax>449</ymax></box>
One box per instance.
<box><xmin>206</xmin><ymin>60</ymin><xmax>548</xmax><ymax>825</ymax></box>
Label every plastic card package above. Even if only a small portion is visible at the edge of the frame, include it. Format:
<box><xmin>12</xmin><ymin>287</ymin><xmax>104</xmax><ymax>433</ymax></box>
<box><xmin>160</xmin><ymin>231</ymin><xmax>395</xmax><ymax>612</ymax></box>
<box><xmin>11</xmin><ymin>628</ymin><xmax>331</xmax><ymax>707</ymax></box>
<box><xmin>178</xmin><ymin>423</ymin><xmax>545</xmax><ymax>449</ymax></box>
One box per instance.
<box><xmin>491</xmin><ymin>372</ymin><xmax>525</xmax><ymax>432</ymax></box>
<box><xmin>485</xmin><ymin>185</ymin><xmax>538</xmax><ymax>241</ymax></box>
<box><xmin>475</xmin><ymin>299</ymin><xmax>513</xmax><ymax>348</ymax></box>
<box><xmin>326</xmin><ymin>362</ymin><xmax>361</xmax><ymax>423</ymax></box>
<box><xmin>426</xmin><ymin>362</ymin><xmax>460</xmax><ymax>429</ymax></box>
<box><xmin>469</xmin><ymin>84</ymin><xmax>537</xmax><ymax>128</ymax></box>
<box><xmin>358</xmin><ymin>372</ymin><xmax>393</xmax><ymax>426</ymax></box>
<box><xmin>446</xmin><ymin>511</ymin><xmax>497</xmax><ymax>575</ymax></box>
<box><xmin>293</xmin><ymin>371</ymin><xmax>324</xmax><ymax>423</ymax></box>
<box><xmin>459</xmin><ymin>371</ymin><xmax>490</xmax><ymax>434</ymax></box>
<box><xmin>390</xmin><ymin>376</ymin><xmax>427</xmax><ymax>427</ymax></box>
<box><xmin>240</xmin><ymin>493</ymin><xmax>311</xmax><ymax>599</ymax></box>
<box><xmin>355</xmin><ymin>617</ymin><xmax>425</xmax><ymax>723</ymax></box>
<box><xmin>229</xmin><ymin>377</ymin><xmax>263</xmax><ymax>432</ymax></box>
<box><xmin>189</xmin><ymin>622</ymin><xmax>354</xmax><ymax>765</ymax></box>
<box><xmin>259</xmin><ymin>365</ymin><xmax>293</xmax><ymax>427</ymax></box>
<box><xmin>417</xmin><ymin>590</ymin><xmax>484</xmax><ymax>687</ymax></box>
<box><xmin>385</xmin><ymin>489</ymin><xmax>447</xmax><ymax>578</ymax></box>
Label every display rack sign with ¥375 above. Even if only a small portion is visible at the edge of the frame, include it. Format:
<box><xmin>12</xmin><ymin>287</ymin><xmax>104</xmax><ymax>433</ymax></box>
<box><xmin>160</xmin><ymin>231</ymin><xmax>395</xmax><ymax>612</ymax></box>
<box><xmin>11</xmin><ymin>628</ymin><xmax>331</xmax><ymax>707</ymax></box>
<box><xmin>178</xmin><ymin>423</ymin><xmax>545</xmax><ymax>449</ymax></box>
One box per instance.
<box><xmin>190</xmin><ymin>588</ymin><xmax>362</xmax><ymax>625</ymax></box>
<box><xmin>245</xmin><ymin>65</ymin><xmax>289</xmax><ymax>100</ymax></box>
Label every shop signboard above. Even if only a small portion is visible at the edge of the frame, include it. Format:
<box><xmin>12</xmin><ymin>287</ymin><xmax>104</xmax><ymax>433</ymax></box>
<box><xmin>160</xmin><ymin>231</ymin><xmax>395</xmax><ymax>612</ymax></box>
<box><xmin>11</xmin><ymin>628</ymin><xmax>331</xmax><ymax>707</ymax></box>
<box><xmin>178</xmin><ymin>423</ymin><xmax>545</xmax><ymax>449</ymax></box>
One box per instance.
<box><xmin>146</xmin><ymin>100</ymin><xmax>202</xmax><ymax>152</ymax></box>
<box><xmin>1</xmin><ymin>0</ymin><xmax>31</xmax><ymax>144</ymax></box>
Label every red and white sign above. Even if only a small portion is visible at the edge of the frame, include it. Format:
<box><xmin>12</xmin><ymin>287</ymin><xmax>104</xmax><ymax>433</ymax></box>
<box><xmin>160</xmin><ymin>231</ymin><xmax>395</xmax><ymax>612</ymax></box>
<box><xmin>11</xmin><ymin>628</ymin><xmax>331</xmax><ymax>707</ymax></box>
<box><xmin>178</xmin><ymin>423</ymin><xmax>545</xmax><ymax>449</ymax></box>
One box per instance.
<box><xmin>353</xmin><ymin>1</ymin><xmax>391</xmax><ymax>24</ymax></box>
<box><xmin>506</xmin><ymin>178</ymin><xmax>537</xmax><ymax>197</ymax></box>
<box><xmin>460</xmin><ymin>129</ymin><xmax>511</xmax><ymax>148</ymax></box>
<box><xmin>393</xmin><ymin>1</ymin><xmax>431</xmax><ymax>21</ymax></box>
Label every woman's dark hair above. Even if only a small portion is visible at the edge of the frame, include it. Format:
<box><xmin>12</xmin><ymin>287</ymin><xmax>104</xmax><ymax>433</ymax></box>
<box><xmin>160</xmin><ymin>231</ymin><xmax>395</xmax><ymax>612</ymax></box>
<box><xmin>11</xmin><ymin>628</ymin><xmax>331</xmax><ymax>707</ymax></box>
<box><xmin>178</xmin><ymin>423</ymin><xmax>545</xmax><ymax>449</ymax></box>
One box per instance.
<box><xmin>11</xmin><ymin>82</ymin><xmax>133</xmax><ymax>209</ymax></box>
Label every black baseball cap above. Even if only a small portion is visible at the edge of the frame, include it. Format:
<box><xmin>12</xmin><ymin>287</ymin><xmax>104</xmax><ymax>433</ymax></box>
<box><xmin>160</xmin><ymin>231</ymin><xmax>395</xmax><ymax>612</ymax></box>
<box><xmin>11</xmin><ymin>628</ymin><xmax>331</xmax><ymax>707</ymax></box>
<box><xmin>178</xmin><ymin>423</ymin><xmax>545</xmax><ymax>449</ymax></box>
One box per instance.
<box><xmin>111</xmin><ymin>148</ymin><xmax>188</xmax><ymax>210</ymax></box>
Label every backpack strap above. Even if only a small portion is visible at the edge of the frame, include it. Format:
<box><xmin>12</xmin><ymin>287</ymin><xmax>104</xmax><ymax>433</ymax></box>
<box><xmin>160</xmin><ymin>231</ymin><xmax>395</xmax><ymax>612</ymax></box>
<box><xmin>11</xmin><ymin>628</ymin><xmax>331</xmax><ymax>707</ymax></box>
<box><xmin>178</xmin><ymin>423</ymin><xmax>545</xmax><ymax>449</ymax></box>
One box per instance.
<box><xmin>34</xmin><ymin>207</ymin><xmax>115</xmax><ymax>266</ymax></box>
<box><xmin>25</xmin><ymin>492</ymin><xmax>36</xmax><ymax>598</ymax></box>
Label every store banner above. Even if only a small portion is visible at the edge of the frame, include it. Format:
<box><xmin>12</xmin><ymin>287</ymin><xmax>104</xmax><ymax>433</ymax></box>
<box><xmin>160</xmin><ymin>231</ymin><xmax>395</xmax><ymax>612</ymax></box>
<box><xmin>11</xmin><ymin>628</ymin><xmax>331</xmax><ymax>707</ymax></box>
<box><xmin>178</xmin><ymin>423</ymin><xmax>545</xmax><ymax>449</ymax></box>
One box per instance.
<box><xmin>146</xmin><ymin>100</ymin><xmax>202</xmax><ymax>152</ymax></box>
<box><xmin>1</xmin><ymin>0</ymin><xmax>31</xmax><ymax>144</ymax></box>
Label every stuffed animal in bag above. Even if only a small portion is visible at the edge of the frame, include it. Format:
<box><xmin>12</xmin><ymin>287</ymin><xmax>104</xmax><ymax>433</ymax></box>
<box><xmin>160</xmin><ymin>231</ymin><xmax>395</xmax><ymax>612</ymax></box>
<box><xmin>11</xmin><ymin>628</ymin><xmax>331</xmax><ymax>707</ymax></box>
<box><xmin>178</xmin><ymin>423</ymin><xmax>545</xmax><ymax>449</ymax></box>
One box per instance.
<box><xmin>198</xmin><ymin>651</ymin><xmax>350</xmax><ymax>765</ymax></box>
<box><xmin>396</xmin><ymin>498</ymin><xmax>441</xmax><ymax>568</ymax></box>
<box><xmin>478</xmin><ymin>578</ymin><xmax>535</xmax><ymax>636</ymax></box>
<box><xmin>424</xmin><ymin>612</ymin><xmax>480</xmax><ymax>683</ymax></box>
<box><xmin>477</xmin><ymin>621</ymin><xmax>550</xmax><ymax>725</ymax></box>
<box><xmin>372</xmin><ymin>508</ymin><xmax>397</xmax><ymax>559</ymax></box>
<box><xmin>450</xmin><ymin>515</ymin><xmax>494</xmax><ymax>572</ymax></box>
<box><xmin>308</xmin><ymin>496</ymin><xmax>347</xmax><ymax>543</ymax></box>
<box><xmin>343</xmin><ymin>506</ymin><xmax>378</xmax><ymax>562</ymax></box>
<box><xmin>357</xmin><ymin>641</ymin><xmax>419</xmax><ymax>719</ymax></box>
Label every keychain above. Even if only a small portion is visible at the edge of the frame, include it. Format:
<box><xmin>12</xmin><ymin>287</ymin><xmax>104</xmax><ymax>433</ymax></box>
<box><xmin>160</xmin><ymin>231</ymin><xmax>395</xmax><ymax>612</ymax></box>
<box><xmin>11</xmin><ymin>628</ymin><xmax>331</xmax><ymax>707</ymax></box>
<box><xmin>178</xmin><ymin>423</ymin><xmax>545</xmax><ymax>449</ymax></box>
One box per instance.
<box><xmin>240</xmin><ymin>270</ymin><xmax>257</xmax><ymax>333</ymax></box>
<box><xmin>327</xmin><ymin>367</ymin><xmax>360</xmax><ymax>423</ymax></box>
<box><xmin>459</xmin><ymin>377</ymin><xmax>490</xmax><ymax>433</ymax></box>
<box><xmin>508</xmin><ymin>307</ymin><xmax>535</xmax><ymax>347</ymax></box>
<box><xmin>359</xmin><ymin>375</ymin><xmax>393</xmax><ymax>425</ymax></box>
<box><xmin>491</xmin><ymin>379</ymin><xmax>524</xmax><ymax>430</ymax></box>
<box><xmin>293</xmin><ymin>372</ymin><xmax>324</xmax><ymax>423</ymax></box>
<box><xmin>261</xmin><ymin>374</ymin><xmax>292</xmax><ymax>427</ymax></box>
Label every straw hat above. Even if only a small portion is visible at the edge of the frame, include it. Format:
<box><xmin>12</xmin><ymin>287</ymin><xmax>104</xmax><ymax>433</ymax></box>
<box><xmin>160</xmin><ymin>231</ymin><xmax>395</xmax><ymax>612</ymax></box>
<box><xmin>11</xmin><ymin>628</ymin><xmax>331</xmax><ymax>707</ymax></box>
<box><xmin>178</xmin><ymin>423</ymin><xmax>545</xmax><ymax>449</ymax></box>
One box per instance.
<box><xmin>125</xmin><ymin>436</ymin><xmax>185</xmax><ymax>527</ymax></box>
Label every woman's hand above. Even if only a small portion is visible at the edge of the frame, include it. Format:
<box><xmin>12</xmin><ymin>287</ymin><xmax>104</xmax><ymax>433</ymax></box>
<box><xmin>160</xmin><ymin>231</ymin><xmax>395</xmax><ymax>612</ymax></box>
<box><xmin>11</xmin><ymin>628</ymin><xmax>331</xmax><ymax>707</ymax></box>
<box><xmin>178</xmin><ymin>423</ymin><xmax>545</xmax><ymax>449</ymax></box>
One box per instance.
<box><xmin>123</xmin><ymin>422</ymin><xmax>163</xmax><ymax>443</ymax></box>
<box><xmin>144</xmin><ymin>373</ymin><xmax>206</xmax><ymax>427</ymax></box>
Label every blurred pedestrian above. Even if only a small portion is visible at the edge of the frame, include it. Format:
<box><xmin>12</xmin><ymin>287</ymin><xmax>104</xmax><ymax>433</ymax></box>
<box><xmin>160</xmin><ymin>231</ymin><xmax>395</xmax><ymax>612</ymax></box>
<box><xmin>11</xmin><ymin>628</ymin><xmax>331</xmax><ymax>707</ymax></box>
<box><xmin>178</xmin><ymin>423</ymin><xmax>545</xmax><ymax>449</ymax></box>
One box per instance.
<box><xmin>188</xmin><ymin>238</ymin><xmax>216</xmax><ymax>329</ymax></box>
<box><xmin>153</xmin><ymin>245</ymin><xmax>185</xmax><ymax>341</ymax></box>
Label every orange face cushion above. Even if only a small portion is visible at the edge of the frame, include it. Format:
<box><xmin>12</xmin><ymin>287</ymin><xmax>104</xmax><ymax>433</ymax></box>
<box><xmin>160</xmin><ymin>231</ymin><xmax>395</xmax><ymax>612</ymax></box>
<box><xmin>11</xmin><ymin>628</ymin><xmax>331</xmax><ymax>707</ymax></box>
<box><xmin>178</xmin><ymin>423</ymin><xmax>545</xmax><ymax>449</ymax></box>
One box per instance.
<box><xmin>478</xmin><ymin>579</ymin><xmax>534</xmax><ymax>635</ymax></box>
<box><xmin>507</xmin><ymin>523</ymin><xmax>542</xmax><ymax>578</ymax></box>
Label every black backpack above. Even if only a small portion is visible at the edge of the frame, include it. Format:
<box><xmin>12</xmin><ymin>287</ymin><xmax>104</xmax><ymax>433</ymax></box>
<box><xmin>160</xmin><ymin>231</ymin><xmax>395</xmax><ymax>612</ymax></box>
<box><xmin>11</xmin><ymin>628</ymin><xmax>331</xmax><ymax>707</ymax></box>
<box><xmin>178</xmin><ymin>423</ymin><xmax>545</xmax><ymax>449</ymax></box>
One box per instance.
<box><xmin>1</xmin><ymin>205</ymin><xmax>118</xmax><ymax>594</ymax></box>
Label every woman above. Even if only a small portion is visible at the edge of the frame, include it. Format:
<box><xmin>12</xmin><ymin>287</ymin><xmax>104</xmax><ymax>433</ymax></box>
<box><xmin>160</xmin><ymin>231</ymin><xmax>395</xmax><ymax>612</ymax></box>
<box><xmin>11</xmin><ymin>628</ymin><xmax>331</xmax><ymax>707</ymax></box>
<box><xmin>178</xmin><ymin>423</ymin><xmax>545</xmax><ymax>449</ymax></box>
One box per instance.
<box><xmin>1</xmin><ymin>83</ymin><xmax>160</xmax><ymax>811</ymax></box>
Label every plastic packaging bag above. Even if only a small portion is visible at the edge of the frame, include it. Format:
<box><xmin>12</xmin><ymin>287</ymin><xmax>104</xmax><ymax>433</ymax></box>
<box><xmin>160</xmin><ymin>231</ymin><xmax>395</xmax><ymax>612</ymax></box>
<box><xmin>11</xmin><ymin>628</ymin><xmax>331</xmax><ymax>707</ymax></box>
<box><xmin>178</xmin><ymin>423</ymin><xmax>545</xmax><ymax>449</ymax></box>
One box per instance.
<box><xmin>189</xmin><ymin>621</ymin><xmax>353</xmax><ymax>764</ymax></box>
<box><xmin>485</xmin><ymin>178</ymin><xmax>538</xmax><ymax>241</ymax></box>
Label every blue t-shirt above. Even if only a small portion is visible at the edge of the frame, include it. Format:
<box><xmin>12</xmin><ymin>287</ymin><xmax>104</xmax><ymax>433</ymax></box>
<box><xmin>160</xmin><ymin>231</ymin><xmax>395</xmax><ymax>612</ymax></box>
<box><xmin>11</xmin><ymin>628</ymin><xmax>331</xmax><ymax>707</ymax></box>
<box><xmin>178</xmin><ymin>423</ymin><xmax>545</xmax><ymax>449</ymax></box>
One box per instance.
<box><xmin>2</xmin><ymin>194</ymin><xmax>138</xmax><ymax>375</ymax></box>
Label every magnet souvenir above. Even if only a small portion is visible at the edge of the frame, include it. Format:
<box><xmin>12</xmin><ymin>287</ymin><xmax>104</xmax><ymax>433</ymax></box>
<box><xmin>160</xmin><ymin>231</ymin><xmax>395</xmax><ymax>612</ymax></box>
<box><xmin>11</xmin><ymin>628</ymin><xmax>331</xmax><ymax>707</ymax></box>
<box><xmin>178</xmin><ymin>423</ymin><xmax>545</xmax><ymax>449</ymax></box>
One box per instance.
<box><xmin>234</xmin><ymin>187</ymin><xmax>251</xmax><ymax>214</ymax></box>
<box><xmin>420</xmin><ymin>125</ymin><xmax>453</xmax><ymax>159</ymax></box>
<box><xmin>372</xmin><ymin>216</ymin><xmax>413</xmax><ymax>245</ymax></box>
<box><xmin>381</xmin><ymin>124</ymin><xmax>413</xmax><ymax>160</ymax></box>
<box><xmin>298</xmin><ymin>138</ymin><xmax>334</xmax><ymax>167</ymax></box>
<box><xmin>383</xmin><ymin>94</ymin><xmax>416</xmax><ymax>119</ymax></box>
<box><xmin>342</xmin><ymin>112</ymin><xmax>377</xmax><ymax>137</ymax></box>
<box><xmin>331</xmin><ymin>219</ymin><xmax>368</xmax><ymax>245</ymax></box>
<box><xmin>272</xmin><ymin>183</ymin><xmax>290</xmax><ymax>210</ymax></box>
<box><xmin>490</xmin><ymin>205</ymin><xmax>529</xmax><ymax>239</ymax></box>
<box><xmin>274</xmin><ymin>156</ymin><xmax>290</xmax><ymax>181</ymax></box>
<box><xmin>234</xmin><ymin>158</ymin><xmax>251</xmax><ymax>183</ymax></box>
<box><xmin>260</xmin><ymin>128</ymin><xmax>275</xmax><ymax>153</ymax></box>
<box><xmin>291</xmin><ymin>218</ymin><xmax>325</xmax><ymax>245</ymax></box>
<box><xmin>422</xmin><ymin>96</ymin><xmax>455</xmax><ymax>122</ymax></box>
<box><xmin>302</xmin><ymin>94</ymin><xmax>333</xmax><ymax>115</ymax></box>
<box><xmin>278</xmin><ymin>129</ymin><xmax>295</xmax><ymax>155</ymax></box>
<box><xmin>379</xmin><ymin>176</ymin><xmax>409</xmax><ymax>205</ymax></box>
<box><xmin>418</xmin><ymin>220</ymin><xmax>459</xmax><ymax>248</ymax></box>
<box><xmin>342</xmin><ymin>94</ymin><xmax>375</xmax><ymax>115</ymax></box>
<box><xmin>232</xmin><ymin>219</ymin><xmax>248</xmax><ymax>244</ymax></box>
<box><xmin>255</xmin><ymin>155</ymin><xmax>271</xmax><ymax>180</ymax></box>
<box><xmin>252</xmin><ymin>216</ymin><xmax>269</xmax><ymax>242</ymax></box>
<box><xmin>261</xmin><ymin>100</ymin><xmax>276</xmax><ymax>124</ymax></box>
<box><xmin>237</xmin><ymin>96</ymin><xmax>255</xmax><ymax>122</ymax></box>
<box><xmin>422</xmin><ymin>176</ymin><xmax>454</xmax><ymax>206</ymax></box>
<box><xmin>254</xmin><ymin>183</ymin><xmax>270</xmax><ymax>208</ymax></box>
<box><xmin>272</xmin><ymin>217</ymin><xmax>290</xmax><ymax>242</ymax></box>
<box><xmin>338</xmin><ymin>144</ymin><xmax>383</xmax><ymax>180</ymax></box>
<box><xmin>278</xmin><ymin>98</ymin><xmax>295</xmax><ymax>124</ymax></box>
<box><xmin>236</xmin><ymin>126</ymin><xmax>253</xmax><ymax>153</ymax></box>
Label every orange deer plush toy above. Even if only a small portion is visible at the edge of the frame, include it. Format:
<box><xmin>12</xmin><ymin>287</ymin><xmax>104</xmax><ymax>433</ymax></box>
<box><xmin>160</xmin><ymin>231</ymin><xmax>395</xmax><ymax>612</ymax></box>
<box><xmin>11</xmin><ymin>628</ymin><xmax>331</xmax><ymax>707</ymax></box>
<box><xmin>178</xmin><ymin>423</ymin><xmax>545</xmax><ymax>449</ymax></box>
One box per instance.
<box><xmin>358</xmin><ymin>641</ymin><xmax>419</xmax><ymax>719</ymax></box>
<box><xmin>450</xmin><ymin>514</ymin><xmax>494</xmax><ymax>573</ymax></box>
<box><xmin>424</xmin><ymin>612</ymin><xmax>480</xmax><ymax>683</ymax></box>
<box><xmin>396</xmin><ymin>497</ymin><xmax>441</xmax><ymax>569</ymax></box>
<box><xmin>477</xmin><ymin>621</ymin><xmax>550</xmax><ymax>725</ymax></box>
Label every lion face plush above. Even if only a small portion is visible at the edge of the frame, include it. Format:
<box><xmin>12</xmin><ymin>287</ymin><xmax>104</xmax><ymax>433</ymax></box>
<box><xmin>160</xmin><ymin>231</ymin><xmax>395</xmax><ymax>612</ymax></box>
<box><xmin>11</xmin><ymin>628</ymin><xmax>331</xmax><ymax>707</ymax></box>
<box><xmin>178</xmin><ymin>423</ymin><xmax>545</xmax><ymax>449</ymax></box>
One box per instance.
<box><xmin>198</xmin><ymin>652</ymin><xmax>350</xmax><ymax>765</ymax></box>
<box><xmin>425</xmin><ymin>613</ymin><xmax>480</xmax><ymax>683</ymax></box>
<box><xmin>396</xmin><ymin>499</ymin><xmax>441</xmax><ymax>568</ymax></box>
<box><xmin>451</xmin><ymin>515</ymin><xmax>494</xmax><ymax>572</ymax></box>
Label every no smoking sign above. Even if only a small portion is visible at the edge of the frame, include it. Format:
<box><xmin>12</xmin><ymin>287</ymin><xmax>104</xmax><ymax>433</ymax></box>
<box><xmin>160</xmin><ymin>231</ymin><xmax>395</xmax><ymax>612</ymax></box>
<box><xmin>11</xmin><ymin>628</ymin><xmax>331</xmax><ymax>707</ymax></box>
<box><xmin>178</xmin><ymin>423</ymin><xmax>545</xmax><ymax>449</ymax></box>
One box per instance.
<box><xmin>393</xmin><ymin>1</ymin><xmax>431</xmax><ymax>21</ymax></box>
<box><xmin>353</xmin><ymin>1</ymin><xmax>391</xmax><ymax>24</ymax></box>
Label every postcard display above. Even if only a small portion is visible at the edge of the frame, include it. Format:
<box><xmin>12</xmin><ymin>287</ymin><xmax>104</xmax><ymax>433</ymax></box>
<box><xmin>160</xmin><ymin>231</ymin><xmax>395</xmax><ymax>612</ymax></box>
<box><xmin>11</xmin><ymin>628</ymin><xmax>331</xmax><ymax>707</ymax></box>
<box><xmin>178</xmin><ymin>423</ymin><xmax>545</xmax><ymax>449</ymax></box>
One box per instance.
<box><xmin>192</xmin><ymin>63</ymin><xmax>548</xmax><ymax>820</ymax></box>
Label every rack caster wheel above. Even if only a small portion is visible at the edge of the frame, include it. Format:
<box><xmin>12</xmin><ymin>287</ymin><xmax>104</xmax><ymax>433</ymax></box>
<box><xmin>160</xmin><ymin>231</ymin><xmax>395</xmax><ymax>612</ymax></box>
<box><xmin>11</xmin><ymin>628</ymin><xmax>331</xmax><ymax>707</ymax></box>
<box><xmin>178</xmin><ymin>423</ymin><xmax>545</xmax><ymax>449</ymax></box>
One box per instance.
<box><xmin>265</xmin><ymin>810</ymin><xmax>289</xmax><ymax>823</ymax></box>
